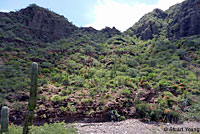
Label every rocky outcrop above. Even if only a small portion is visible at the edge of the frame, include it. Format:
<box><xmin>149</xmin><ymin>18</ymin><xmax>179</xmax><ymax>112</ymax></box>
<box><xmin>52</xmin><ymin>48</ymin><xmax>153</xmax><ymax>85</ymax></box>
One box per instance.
<box><xmin>75</xmin><ymin>26</ymin><xmax>121</xmax><ymax>43</ymax></box>
<box><xmin>126</xmin><ymin>0</ymin><xmax>200</xmax><ymax>40</ymax></box>
<box><xmin>0</xmin><ymin>4</ymin><xmax>121</xmax><ymax>43</ymax></box>
<box><xmin>126</xmin><ymin>8</ymin><xmax>167</xmax><ymax>40</ymax></box>
<box><xmin>100</xmin><ymin>27</ymin><xmax>121</xmax><ymax>35</ymax></box>
<box><xmin>0</xmin><ymin>4</ymin><xmax>77</xmax><ymax>42</ymax></box>
<box><xmin>166</xmin><ymin>0</ymin><xmax>200</xmax><ymax>39</ymax></box>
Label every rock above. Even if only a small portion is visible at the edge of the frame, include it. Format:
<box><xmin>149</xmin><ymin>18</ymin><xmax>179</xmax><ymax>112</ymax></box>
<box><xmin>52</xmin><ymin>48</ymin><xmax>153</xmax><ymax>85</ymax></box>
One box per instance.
<box><xmin>126</xmin><ymin>8</ymin><xmax>167</xmax><ymax>40</ymax></box>
<box><xmin>126</xmin><ymin>0</ymin><xmax>200</xmax><ymax>40</ymax></box>
<box><xmin>0</xmin><ymin>4</ymin><xmax>77</xmax><ymax>42</ymax></box>
<box><xmin>166</xmin><ymin>0</ymin><xmax>200</xmax><ymax>39</ymax></box>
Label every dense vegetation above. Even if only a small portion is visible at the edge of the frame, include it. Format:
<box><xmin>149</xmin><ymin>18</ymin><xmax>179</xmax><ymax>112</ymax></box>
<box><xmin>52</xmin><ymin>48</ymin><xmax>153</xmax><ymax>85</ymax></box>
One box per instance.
<box><xmin>0</xmin><ymin>0</ymin><xmax>200</xmax><ymax>127</ymax></box>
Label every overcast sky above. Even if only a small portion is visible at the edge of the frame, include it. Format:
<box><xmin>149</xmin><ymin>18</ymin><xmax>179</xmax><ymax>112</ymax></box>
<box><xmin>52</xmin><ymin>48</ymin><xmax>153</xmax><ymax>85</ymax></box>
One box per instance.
<box><xmin>0</xmin><ymin>0</ymin><xmax>184</xmax><ymax>31</ymax></box>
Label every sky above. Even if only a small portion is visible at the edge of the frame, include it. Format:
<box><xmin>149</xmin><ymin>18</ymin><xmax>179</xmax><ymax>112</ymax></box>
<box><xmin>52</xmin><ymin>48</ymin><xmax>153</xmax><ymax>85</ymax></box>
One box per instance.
<box><xmin>0</xmin><ymin>0</ymin><xmax>185</xmax><ymax>31</ymax></box>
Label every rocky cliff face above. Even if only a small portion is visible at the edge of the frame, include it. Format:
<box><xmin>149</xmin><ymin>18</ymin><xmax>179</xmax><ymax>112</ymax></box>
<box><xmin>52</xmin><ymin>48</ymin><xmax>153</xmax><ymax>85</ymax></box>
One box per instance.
<box><xmin>0</xmin><ymin>4</ymin><xmax>78</xmax><ymax>42</ymax></box>
<box><xmin>126</xmin><ymin>8</ymin><xmax>167</xmax><ymax>40</ymax></box>
<box><xmin>166</xmin><ymin>0</ymin><xmax>200</xmax><ymax>39</ymax></box>
<box><xmin>126</xmin><ymin>0</ymin><xmax>200</xmax><ymax>40</ymax></box>
<box><xmin>0</xmin><ymin>4</ymin><xmax>121</xmax><ymax>43</ymax></box>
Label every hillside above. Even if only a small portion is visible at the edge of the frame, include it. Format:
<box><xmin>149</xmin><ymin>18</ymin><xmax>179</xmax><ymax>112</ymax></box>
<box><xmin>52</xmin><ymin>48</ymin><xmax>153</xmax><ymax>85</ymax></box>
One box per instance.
<box><xmin>126</xmin><ymin>0</ymin><xmax>200</xmax><ymax>40</ymax></box>
<box><xmin>0</xmin><ymin>0</ymin><xmax>200</xmax><ymax>125</ymax></box>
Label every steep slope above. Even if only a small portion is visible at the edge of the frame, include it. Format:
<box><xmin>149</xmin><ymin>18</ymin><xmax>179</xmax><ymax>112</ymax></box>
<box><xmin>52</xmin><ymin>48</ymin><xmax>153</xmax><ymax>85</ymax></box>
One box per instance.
<box><xmin>0</xmin><ymin>4</ymin><xmax>78</xmax><ymax>42</ymax></box>
<box><xmin>126</xmin><ymin>0</ymin><xmax>200</xmax><ymax>40</ymax></box>
<box><xmin>166</xmin><ymin>0</ymin><xmax>200</xmax><ymax>39</ymax></box>
<box><xmin>126</xmin><ymin>8</ymin><xmax>167</xmax><ymax>40</ymax></box>
<box><xmin>0</xmin><ymin>1</ymin><xmax>200</xmax><ymax>125</ymax></box>
<box><xmin>0</xmin><ymin>4</ymin><xmax>121</xmax><ymax>43</ymax></box>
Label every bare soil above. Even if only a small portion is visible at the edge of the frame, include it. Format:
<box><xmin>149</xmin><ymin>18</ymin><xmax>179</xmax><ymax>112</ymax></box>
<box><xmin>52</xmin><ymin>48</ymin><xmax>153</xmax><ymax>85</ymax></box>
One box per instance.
<box><xmin>72</xmin><ymin>119</ymin><xmax>200</xmax><ymax>134</ymax></box>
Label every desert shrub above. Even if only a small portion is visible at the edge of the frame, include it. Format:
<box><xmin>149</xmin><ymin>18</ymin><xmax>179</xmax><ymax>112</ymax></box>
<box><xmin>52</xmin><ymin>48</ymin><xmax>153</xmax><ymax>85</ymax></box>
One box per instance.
<box><xmin>128</xmin><ymin>68</ymin><xmax>137</xmax><ymax>77</ymax></box>
<box><xmin>9</xmin><ymin>124</ymin><xmax>22</xmax><ymax>134</ymax></box>
<box><xmin>150</xmin><ymin>108</ymin><xmax>163</xmax><ymax>121</ymax></box>
<box><xmin>60</xmin><ymin>89</ymin><xmax>71</xmax><ymax>96</ymax></box>
<box><xmin>127</xmin><ymin>58</ymin><xmax>138</xmax><ymax>68</ymax></box>
<box><xmin>51</xmin><ymin>95</ymin><xmax>64</xmax><ymax>103</ymax></box>
<box><xmin>176</xmin><ymin>49</ymin><xmax>187</xmax><ymax>58</ymax></box>
<box><xmin>163</xmin><ymin>91</ymin><xmax>174</xmax><ymax>97</ymax></box>
<box><xmin>118</xmin><ymin>64</ymin><xmax>127</xmax><ymax>72</ymax></box>
<box><xmin>67</xmin><ymin>103</ymin><xmax>76</xmax><ymax>113</ymax></box>
<box><xmin>158</xmin><ymin>79</ymin><xmax>170</xmax><ymax>89</ymax></box>
<box><xmin>161</xmin><ymin>71</ymin><xmax>168</xmax><ymax>75</ymax></box>
<box><xmin>163</xmin><ymin>111</ymin><xmax>182</xmax><ymax>123</ymax></box>
<box><xmin>41</xmin><ymin>62</ymin><xmax>53</xmax><ymax>68</ymax></box>
<box><xmin>120</xmin><ymin>89</ymin><xmax>131</xmax><ymax>95</ymax></box>
<box><xmin>135</xmin><ymin>103</ymin><xmax>151</xmax><ymax>118</ymax></box>
<box><xmin>60</xmin><ymin>106</ymin><xmax>67</xmax><ymax>112</ymax></box>
<box><xmin>140</xmin><ymin>81</ymin><xmax>152</xmax><ymax>90</ymax></box>
<box><xmin>29</xmin><ymin>122</ymin><xmax>77</xmax><ymax>134</ymax></box>
<box><xmin>41</xmin><ymin>68</ymin><xmax>51</xmax><ymax>73</ymax></box>
<box><xmin>82</xmin><ymin>98</ymin><xmax>89</xmax><ymax>104</ymax></box>
<box><xmin>185</xmin><ymin>103</ymin><xmax>200</xmax><ymax>121</ymax></box>
<box><xmin>140</xmin><ymin>67</ymin><xmax>153</xmax><ymax>73</ymax></box>
<box><xmin>147</xmin><ymin>73</ymin><xmax>157</xmax><ymax>81</ymax></box>
<box><xmin>139</xmin><ymin>72</ymin><xmax>148</xmax><ymax>77</ymax></box>
<box><xmin>112</xmin><ymin>110</ymin><xmax>126</xmax><ymax>121</ymax></box>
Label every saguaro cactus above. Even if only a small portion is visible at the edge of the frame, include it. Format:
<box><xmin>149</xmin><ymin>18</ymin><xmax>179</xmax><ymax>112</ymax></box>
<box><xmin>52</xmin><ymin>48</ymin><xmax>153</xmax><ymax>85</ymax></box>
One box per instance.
<box><xmin>23</xmin><ymin>62</ymin><xmax>38</xmax><ymax>134</ymax></box>
<box><xmin>1</xmin><ymin>106</ymin><xmax>9</xmax><ymax>134</ymax></box>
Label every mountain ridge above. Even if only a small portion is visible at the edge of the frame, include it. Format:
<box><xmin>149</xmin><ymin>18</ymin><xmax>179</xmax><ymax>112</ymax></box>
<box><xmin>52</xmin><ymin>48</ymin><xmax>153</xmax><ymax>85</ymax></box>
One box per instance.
<box><xmin>1</xmin><ymin>0</ymin><xmax>200</xmax><ymax>42</ymax></box>
<box><xmin>126</xmin><ymin>0</ymin><xmax>200</xmax><ymax>40</ymax></box>
<box><xmin>0</xmin><ymin>4</ymin><xmax>121</xmax><ymax>43</ymax></box>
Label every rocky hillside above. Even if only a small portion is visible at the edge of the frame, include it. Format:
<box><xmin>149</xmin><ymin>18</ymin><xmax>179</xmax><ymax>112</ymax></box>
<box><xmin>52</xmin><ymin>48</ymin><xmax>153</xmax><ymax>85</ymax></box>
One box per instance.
<box><xmin>166</xmin><ymin>0</ymin><xmax>200</xmax><ymax>39</ymax></box>
<box><xmin>0</xmin><ymin>4</ymin><xmax>77</xmax><ymax>42</ymax></box>
<box><xmin>0</xmin><ymin>4</ymin><xmax>120</xmax><ymax>43</ymax></box>
<box><xmin>126</xmin><ymin>0</ymin><xmax>200</xmax><ymax>40</ymax></box>
<box><xmin>0</xmin><ymin>0</ymin><xmax>200</xmax><ymax>125</ymax></box>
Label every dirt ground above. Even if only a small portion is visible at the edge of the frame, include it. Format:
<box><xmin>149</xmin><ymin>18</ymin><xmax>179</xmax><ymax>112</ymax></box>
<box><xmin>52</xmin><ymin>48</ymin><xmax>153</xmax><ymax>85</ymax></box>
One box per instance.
<box><xmin>72</xmin><ymin>119</ymin><xmax>200</xmax><ymax>134</ymax></box>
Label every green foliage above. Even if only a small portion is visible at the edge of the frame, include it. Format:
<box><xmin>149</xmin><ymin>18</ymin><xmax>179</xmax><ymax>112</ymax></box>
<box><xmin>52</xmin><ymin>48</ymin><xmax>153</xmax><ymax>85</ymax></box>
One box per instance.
<box><xmin>163</xmin><ymin>111</ymin><xmax>182</xmax><ymax>123</ymax></box>
<box><xmin>9</xmin><ymin>122</ymin><xmax>77</xmax><ymax>134</ymax></box>
<box><xmin>135</xmin><ymin>103</ymin><xmax>151</xmax><ymax>118</ymax></box>
<box><xmin>150</xmin><ymin>108</ymin><xmax>163</xmax><ymax>121</ymax></box>
<box><xmin>9</xmin><ymin>124</ymin><xmax>22</xmax><ymax>134</ymax></box>
<box><xmin>120</xmin><ymin>89</ymin><xmax>131</xmax><ymax>96</ymax></box>
<box><xmin>112</xmin><ymin>110</ymin><xmax>126</xmax><ymax>121</ymax></box>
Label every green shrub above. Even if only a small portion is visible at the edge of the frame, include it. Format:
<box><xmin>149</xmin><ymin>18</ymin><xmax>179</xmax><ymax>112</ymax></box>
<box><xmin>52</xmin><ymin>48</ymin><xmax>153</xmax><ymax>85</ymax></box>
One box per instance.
<box><xmin>60</xmin><ymin>106</ymin><xmax>67</xmax><ymax>112</ymax></box>
<box><xmin>128</xmin><ymin>68</ymin><xmax>137</xmax><ymax>77</ymax></box>
<box><xmin>163</xmin><ymin>91</ymin><xmax>174</xmax><ymax>97</ymax></box>
<box><xmin>150</xmin><ymin>108</ymin><xmax>163</xmax><ymax>121</ymax></box>
<box><xmin>82</xmin><ymin>98</ymin><xmax>89</xmax><ymax>104</ymax></box>
<box><xmin>135</xmin><ymin>103</ymin><xmax>151</xmax><ymax>118</ymax></box>
<box><xmin>9</xmin><ymin>122</ymin><xmax>77</xmax><ymax>134</ymax></box>
<box><xmin>127</xmin><ymin>58</ymin><xmax>138</xmax><ymax>68</ymax></box>
<box><xmin>111</xmin><ymin>110</ymin><xmax>126</xmax><ymax>121</ymax></box>
<box><xmin>29</xmin><ymin>122</ymin><xmax>77</xmax><ymax>134</ymax></box>
<box><xmin>9</xmin><ymin>124</ymin><xmax>23</xmax><ymax>134</ymax></box>
<box><xmin>120</xmin><ymin>89</ymin><xmax>131</xmax><ymax>95</ymax></box>
<box><xmin>51</xmin><ymin>95</ymin><xmax>64</xmax><ymax>103</ymax></box>
<box><xmin>163</xmin><ymin>111</ymin><xmax>182</xmax><ymax>123</ymax></box>
<box><xmin>140</xmin><ymin>81</ymin><xmax>152</xmax><ymax>90</ymax></box>
<box><xmin>158</xmin><ymin>79</ymin><xmax>170</xmax><ymax>89</ymax></box>
<box><xmin>60</xmin><ymin>89</ymin><xmax>71</xmax><ymax>96</ymax></box>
